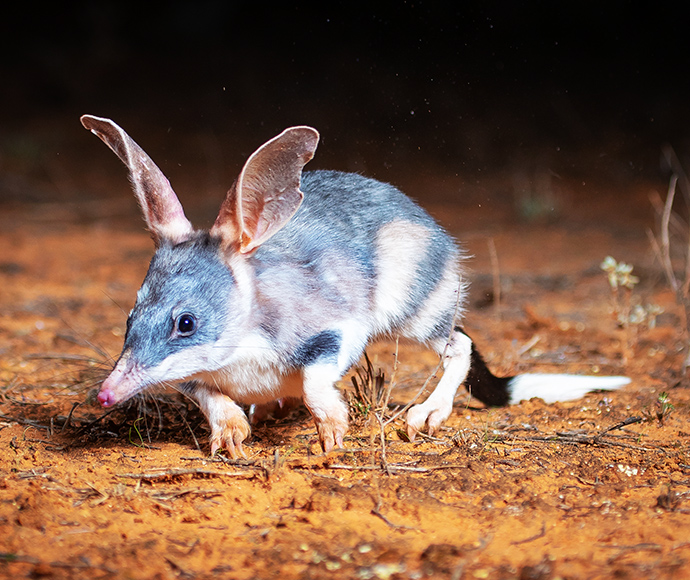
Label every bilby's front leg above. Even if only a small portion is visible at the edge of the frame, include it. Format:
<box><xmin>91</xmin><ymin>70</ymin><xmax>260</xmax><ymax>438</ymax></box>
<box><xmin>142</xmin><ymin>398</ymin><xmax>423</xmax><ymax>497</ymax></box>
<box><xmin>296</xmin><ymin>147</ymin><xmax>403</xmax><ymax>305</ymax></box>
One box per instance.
<box><xmin>301</xmin><ymin>363</ymin><xmax>349</xmax><ymax>452</ymax></box>
<box><xmin>185</xmin><ymin>383</ymin><xmax>251</xmax><ymax>458</ymax></box>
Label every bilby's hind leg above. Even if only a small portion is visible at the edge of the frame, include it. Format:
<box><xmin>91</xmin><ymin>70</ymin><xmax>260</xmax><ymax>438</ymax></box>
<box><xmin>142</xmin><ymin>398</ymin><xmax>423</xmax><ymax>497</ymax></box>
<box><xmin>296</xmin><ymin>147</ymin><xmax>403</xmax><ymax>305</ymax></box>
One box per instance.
<box><xmin>406</xmin><ymin>327</ymin><xmax>472</xmax><ymax>440</ymax></box>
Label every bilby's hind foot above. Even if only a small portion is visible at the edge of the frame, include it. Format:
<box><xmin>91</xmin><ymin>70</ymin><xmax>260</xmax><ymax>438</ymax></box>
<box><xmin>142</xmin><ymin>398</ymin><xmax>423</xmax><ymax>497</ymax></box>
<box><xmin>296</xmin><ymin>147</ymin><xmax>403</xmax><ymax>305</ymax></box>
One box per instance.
<box><xmin>406</xmin><ymin>401</ymin><xmax>454</xmax><ymax>440</ymax></box>
<box><xmin>249</xmin><ymin>397</ymin><xmax>302</xmax><ymax>424</ymax></box>
<box><xmin>313</xmin><ymin>414</ymin><xmax>347</xmax><ymax>452</ymax></box>
<box><xmin>405</xmin><ymin>328</ymin><xmax>473</xmax><ymax>440</ymax></box>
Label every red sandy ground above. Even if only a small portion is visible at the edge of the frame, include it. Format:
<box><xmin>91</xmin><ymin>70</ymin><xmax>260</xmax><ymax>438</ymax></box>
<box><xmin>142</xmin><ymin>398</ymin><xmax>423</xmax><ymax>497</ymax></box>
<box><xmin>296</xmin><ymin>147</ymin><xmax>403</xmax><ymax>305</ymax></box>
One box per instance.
<box><xmin>0</xmin><ymin>160</ymin><xmax>689</xmax><ymax>579</ymax></box>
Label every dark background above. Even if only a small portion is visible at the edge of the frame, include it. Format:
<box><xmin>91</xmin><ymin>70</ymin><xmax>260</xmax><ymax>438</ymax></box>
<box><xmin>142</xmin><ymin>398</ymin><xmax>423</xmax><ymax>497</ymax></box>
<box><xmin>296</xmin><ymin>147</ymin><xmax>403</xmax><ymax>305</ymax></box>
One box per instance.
<box><xmin>2</xmin><ymin>1</ymin><xmax>690</xmax><ymax>208</ymax></box>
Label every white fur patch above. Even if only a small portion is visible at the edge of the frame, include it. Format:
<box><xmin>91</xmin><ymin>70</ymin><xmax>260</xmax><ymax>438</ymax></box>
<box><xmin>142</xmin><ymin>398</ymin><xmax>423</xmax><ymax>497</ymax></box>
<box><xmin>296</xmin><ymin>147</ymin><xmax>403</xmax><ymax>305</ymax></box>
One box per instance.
<box><xmin>301</xmin><ymin>363</ymin><xmax>347</xmax><ymax>422</ymax></box>
<box><xmin>301</xmin><ymin>362</ymin><xmax>349</xmax><ymax>451</ymax></box>
<box><xmin>159</xmin><ymin>218</ymin><xmax>195</xmax><ymax>245</ymax></box>
<box><xmin>402</xmin><ymin>260</ymin><xmax>464</xmax><ymax>342</ymax></box>
<box><xmin>373</xmin><ymin>220</ymin><xmax>430</xmax><ymax>329</ymax></box>
<box><xmin>191</xmin><ymin>332</ymin><xmax>295</xmax><ymax>404</ymax></box>
<box><xmin>333</xmin><ymin>319</ymin><xmax>371</xmax><ymax>373</ymax></box>
<box><xmin>508</xmin><ymin>374</ymin><xmax>631</xmax><ymax>404</ymax></box>
<box><xmin>193</xmin><ymin>387</ymin><xmax>248</xmax><ymax>428</ymax></box>
<box><xmin>406</xmin><ymin>331</ymin><xmax>472</xmax><ymax>436</ymax></box>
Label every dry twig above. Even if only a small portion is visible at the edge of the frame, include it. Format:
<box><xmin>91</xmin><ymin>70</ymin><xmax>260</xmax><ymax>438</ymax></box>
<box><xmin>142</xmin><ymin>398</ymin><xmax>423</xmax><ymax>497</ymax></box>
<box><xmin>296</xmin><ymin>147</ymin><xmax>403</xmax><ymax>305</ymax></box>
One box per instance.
<box><xmin>116</xmin><ymin>468</ymin><xmax>256</xmax><ymax>481</ymax></box>
<box><xmin>651</xmin><ymin>147</ymin><xmax>690</xmax><ymax>371</ymax></box>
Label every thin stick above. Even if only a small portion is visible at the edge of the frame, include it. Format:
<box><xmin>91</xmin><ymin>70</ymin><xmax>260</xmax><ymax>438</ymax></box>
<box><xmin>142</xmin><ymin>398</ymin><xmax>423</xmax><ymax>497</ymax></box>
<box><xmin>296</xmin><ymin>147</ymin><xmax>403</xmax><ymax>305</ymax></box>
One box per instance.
<box><xmin>663</xmin><ymin>145</ymin><xmax>690</xmax><ymax>207</ymax></box>
<box><xmin>383</xmin><ymin>278</ymin><xmax>466</xmax><ymax>428</ymax></box>
<box><xmin>488</xmin><ymin>237</ymin><xmax>501</xmax><ymax>319</ymax></box>
<box><xmin>375</xmin><ymin>413</ymin><xmax>390</xmax><ymax>475</ymax></box>
<box><xmin>116</xmin><ymin>468</ymin><xmax>255</xmax><ymax>480</ymax></box>
<box><xmin>511</xmin><ymin>522</ymin><xmax>546</xmax><ymax>545</ymax></box>
<box><xmin>383</xmin><ymin>358</ymin><xmax>444</xmax><ymax>428</ymax></box>
<box><xmin>593</xmin><ymin>416</ymin><xmax>643</xmax><ymax>442</ymax></box>
<box><xmin>492</xmin><ymin>432</ymin><xmax>653</xmax><ymax>452</ymax></box>
<box><xmin>660</xmin><ymin>174</ymin><xmax>679</xmax><ymax>292</ymax></box>
<box><xmin>380</xmin><ymin>337</ymin><xmax>399</xmax><ymax>413</ymax></box>
<box><xmin>656</xmin><ymin>171</ymin><xmax>690</xmax><ymax>369</ymax></box>
<box><xmin>61</xmin><ymin>402</ymin><xmax>81</xmax><ymax>433</ymax></box>
<box><xmin>647</xmin><ymin>227</ymin><xmax>665</xmax><ymax>275</ymax></box>
<box><xmin>649</xmin><ymin>190</ymin><xmax>688</xmax><ymax>238</ymax></box>
<box><xmin>328</xmin><ymin>464</ymin><xmax>429</xmax><ymax>473</ymax></box>
<box><xmin>174</xmin><ymin>404</ymin><xmax>201</xmax><ymax>452</ymax></box>
<box><xmin>683</xmin><ymin>212</ymin><xmax>690</xmax><ymax>300</ymax></box>
<box><xmin>371</xmin><ymin>498</ymin><xmax>419</xmax><ymax>531</ymax></box>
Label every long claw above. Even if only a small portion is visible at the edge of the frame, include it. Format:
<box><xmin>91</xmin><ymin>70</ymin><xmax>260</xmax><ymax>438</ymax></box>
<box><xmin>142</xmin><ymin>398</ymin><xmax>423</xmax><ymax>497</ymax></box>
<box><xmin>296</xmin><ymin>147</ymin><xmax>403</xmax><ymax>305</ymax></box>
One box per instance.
<box><xmin>405</xmin><ymin>402</ymin><xmax>451</xmax><ymax>443</ymax></box>
<box><xmin>322</xmin><ymin>434</ymin><xmax>335</xmax><ymax>453</ymax></box>
<box><xmin>209</xmin><ymin>415</ymin><xmax>251</xmax><ymax>458</ymax></box>
<box><xmin>313</xmin><ymin>416</ymin><xmax>347</xmax><ymax>453</ymax></box>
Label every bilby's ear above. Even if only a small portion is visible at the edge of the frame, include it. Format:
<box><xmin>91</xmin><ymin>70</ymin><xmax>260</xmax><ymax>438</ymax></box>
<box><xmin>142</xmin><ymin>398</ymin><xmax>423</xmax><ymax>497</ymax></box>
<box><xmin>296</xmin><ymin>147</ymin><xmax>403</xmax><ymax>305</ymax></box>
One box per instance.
<box><xmin>81</xmin><ymin>115</ymin><xmax>194</xmax><ymax>245</ymax></box>
<box><xmin>210</xmin><ymin>126</ymin><xmax>319</xmax><ymax>253</ymax></box>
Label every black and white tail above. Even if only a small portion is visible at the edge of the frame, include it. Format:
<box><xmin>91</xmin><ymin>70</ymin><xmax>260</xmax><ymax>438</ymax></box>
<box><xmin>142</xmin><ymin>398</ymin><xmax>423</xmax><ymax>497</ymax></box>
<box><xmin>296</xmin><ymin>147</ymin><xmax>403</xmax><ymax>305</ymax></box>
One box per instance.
<box><xmin>405</xmin><ymin>327</ymin><xmax>630</xmax><ymax>439</ymax></box>
<box><xmin>465</xmin><ymin>343</ymin><xmax>630</xmax><ymax>406</ymax></box>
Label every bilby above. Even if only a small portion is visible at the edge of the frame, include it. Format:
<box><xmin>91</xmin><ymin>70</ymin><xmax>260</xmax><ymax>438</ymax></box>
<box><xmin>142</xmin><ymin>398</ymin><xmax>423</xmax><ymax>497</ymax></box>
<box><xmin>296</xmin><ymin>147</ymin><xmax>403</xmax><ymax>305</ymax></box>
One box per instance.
<box><xmin>82</xmin><ymin>115</ymin><xmax>630</xmax><ymax>457</ymax></box>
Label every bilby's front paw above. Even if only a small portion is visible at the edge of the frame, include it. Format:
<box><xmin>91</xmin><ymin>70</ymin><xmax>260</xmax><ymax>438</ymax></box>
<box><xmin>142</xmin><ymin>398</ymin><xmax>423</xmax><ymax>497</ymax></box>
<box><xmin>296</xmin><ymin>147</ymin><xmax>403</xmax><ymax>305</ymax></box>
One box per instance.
<box><xmin>210</xmin><ymin>414</ymin><xmax>251</xmax><ymax>458</ymax></box>
<box><xmin>191</xmin><ymin>387</ymin><xmax>251</xmax><ymax>458</ymax></box>
<box><xmin>314</xmin><ymin>414</ymin><xmax>348</xmax><ymax>453</ymax></box>
<box><xmin>405</xmin><ymin>402</ymin><xmax>452</xmax><ymax>441</ymax></box>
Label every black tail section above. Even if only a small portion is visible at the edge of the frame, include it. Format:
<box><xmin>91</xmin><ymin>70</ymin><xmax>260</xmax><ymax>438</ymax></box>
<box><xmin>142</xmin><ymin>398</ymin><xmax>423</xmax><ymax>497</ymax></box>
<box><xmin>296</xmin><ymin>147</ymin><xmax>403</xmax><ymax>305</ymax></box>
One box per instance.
<box><xmin>465</xmin><ymin>344</ymin><xmax>513</xmax><ymax>406</ymax></box>
<box><xmin>456</xmin><ymin>327</ymin><xmax>630</xmax><ymax>407</ymax></box>
<box><xmin>455</xmin><ymin>326</ymin><xmax>512</xmax><ymax>407</ymax></box>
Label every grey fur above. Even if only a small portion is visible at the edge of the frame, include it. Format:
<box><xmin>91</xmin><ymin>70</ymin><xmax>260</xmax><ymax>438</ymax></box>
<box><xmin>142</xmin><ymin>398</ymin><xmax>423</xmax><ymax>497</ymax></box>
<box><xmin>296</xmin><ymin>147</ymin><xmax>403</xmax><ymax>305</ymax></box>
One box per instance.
<box><xmin>250</xmin><ymin>169</ymin><xmax>461</xmax><ymax>352</ymax></box>
<box><xmin>296</xmin><ymin>170</ymin><xmax>459</xmax><ymax>337</ymax></box>
<box><xmin>124</xmin><ymin>234</ymin><xmax>234</xmax><ymax>370</ymax></box>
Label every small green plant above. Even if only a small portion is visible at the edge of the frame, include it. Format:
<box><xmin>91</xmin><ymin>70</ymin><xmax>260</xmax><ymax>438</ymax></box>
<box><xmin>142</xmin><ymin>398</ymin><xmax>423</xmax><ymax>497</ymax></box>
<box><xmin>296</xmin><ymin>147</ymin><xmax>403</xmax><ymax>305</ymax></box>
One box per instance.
<box><xmin>601</xmin><ymin>256</ymin><xmax>640</xmax><ymax>326</ymax></box>
<box><xmin>643</xmin><ymin>392</ymin><xmax>675</xmax><ymax>426</ymax></box>
<box><xmin>655</xmin><ymin>392</ymin><xmax>675</xmax><ymax>425</ymax></box>
<box><xmin>128</xmin><ymin>417</ymin><xmax>146</xmax><ymax>447</ymax></box>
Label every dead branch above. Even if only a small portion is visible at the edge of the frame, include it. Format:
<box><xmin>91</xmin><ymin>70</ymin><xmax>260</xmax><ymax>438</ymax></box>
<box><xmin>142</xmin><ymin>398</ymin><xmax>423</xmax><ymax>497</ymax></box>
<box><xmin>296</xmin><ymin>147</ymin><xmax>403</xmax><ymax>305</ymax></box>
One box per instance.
<box><xmin>488</xmin><ymin>237</ymin><xmax>501</xmax><ymax>319</ymax></box>
<box><xmin>371</xmin><ymin>501</ymin><xmax>419</xmax><ymax>531</ymax></box>
<box><xmin>511</xmin><ymin>522</ymin><xmax>546</xmax><ymax>545</ymax></box>
<box><xmin>116</xmin><ymin>468</ymin><xmax>256</xmax><ymax>481</ymax></box>
<box><xmin>650</xmin><ymin>155</ymin><xmax>690</xmax><ymax>371</ymax></box>
<box><xmin>660</xmin><ymin>175</ymin><xmax>679</xmax><ymax>292</ymax></box>
<box><xmin>593</xmin><ymin>416</ymin><xmax>644</xmax><ymax>441</ymax></box>
<box><xmin>491</xmin><ymin>432</ymin><xmax>654</xmax><ymax>452</ymax></box>
<box><xmin>325</xmin><ymin>463</ymin><xmax>467</xmax><ymax>474</ymax></box>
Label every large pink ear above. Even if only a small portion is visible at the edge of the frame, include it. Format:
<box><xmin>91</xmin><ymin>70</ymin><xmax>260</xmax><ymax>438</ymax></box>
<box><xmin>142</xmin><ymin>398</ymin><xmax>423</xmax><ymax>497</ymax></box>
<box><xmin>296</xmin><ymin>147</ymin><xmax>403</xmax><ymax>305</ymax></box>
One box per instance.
<box><xmin>210</xmin><ymin>126</ymin><xmax>319</xmax><ymax>253</ymax></box>
<box><xmin>81</xmin><ymin>115</ymin><xmax>194</xmax><ymax>245</ymax></box>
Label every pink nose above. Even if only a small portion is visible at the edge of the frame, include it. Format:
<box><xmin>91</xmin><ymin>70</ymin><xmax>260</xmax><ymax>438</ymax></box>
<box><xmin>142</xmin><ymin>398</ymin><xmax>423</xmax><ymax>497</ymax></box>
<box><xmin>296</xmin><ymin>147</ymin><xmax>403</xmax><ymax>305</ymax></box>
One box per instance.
<box><xmin>97</xmin><ymin>389</ymin><xmax>116</xmax><ymax>407</ymax></box>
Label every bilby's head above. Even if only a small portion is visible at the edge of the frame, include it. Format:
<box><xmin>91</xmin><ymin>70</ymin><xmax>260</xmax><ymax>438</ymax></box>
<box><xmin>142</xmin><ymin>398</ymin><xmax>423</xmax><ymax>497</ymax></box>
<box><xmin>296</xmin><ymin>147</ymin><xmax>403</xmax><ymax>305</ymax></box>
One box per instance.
<box><xmin>80</xmin><ymin>115</ymin><xmax>318</xmax><ymax>405</ymax></box>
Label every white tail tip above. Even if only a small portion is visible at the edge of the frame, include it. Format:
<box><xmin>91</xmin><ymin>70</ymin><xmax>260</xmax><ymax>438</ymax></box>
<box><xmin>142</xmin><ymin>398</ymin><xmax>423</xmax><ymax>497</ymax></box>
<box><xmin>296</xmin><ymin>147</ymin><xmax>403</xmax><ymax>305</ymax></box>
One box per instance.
<box><xmin>508</xmin><ymin>374</ymin><xmax>630</xmax><ymax>405</ymax></box>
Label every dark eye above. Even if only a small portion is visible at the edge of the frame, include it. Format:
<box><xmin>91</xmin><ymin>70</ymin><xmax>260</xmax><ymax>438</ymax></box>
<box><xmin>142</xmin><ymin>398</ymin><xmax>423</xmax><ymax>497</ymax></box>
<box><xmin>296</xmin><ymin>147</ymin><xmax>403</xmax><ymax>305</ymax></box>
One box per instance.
<box><xmin>175</xmin><ymin>313</ymin><xmax>197</xmax><ymax>336</ymax></box>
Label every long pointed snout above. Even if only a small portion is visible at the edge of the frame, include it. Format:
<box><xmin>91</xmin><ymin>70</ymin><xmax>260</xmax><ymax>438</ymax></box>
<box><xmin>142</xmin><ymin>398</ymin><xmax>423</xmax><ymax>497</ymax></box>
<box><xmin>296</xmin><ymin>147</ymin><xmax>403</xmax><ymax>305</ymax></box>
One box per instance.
<box><xmin>98</xmin><ymin>352</ymin><xmax>143</xmax><ymax>407</ymax></box>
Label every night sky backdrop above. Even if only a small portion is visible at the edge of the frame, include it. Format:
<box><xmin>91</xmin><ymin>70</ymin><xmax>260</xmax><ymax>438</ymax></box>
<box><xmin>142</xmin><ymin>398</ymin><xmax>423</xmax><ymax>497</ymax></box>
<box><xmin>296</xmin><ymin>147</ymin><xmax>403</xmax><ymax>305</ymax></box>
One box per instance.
<box><xmin>3</xmin><ymin>1</ymin><xmax>690</xmax><ymax>202</ymax></box>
